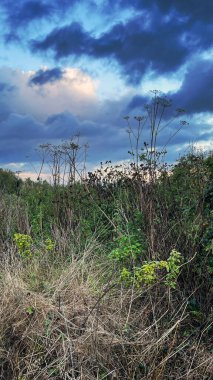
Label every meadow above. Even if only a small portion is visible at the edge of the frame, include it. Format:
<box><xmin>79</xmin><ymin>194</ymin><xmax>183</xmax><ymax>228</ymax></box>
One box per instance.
<box><xmin>0</xmin><ymin>95</ymin><xmax>212</xmax><ymax>379</ymax></box>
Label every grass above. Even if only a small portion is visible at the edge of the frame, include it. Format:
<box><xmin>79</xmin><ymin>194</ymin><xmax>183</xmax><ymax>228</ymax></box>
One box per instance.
<box><xmin>0</xmin><ymin>238</ymin><xmax>212</xmax><ymax>379</ymax></box>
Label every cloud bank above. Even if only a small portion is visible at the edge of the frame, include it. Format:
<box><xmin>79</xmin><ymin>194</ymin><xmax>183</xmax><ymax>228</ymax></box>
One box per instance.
<box><xmin>0</xmin><ymin>0</ymin><xmax>211</xmax><ymax>175</ymax></box>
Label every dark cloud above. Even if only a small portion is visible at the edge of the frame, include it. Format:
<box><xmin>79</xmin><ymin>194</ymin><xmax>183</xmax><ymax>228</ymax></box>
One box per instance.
<box><xmin>172</xmin><ymin>59</ymin><xmax>213</xmax><ymax>114</ymax></box>
<box><xmin>0</xmin><ymin>0</ymin><xmax>83</xmax><ymax>44</ymax></box>
<box><xmin>0</xmin><ymin>81</ymin><xmax>16</xmax><ymax>121</ymax></box>
<box><xmin>4</xmin><ymin>32</ymin><xmax>21</xmax><ymax>44</ymax></box>
<box><xmin>0</xmin><ymin>114</ymin><xmax>45</xmax><ymax>139</ymax></box>
<box><xmin>126</xmin><ymin>95</ymin><xmax>149</xmax><ymax>113</ymax></box>
<box><xmin>145</xmin><ymin>0</ymin><xmax>213</xmax><ymax>23</ymax></box>
<box><xmin>14</xmin><ymin>1</ymin><xmax>51</xmax><ymax>25</ymax></box>
<box><xmin>0</xmin><ymin>0</ymin><xmax>80</xmax><ymax>28</ymax></box>
<box><xmin>0</xmin><ymin>0</ymin><xmax>52</xmax><ymax>43</ymax></box>
<box><xmin>0</xmin><ymin>112</ymin><xmax>75</xmax><ymax>162</ymax></box>
<box><xmin>0</xmin><ymin>82</ymin><xmax>15</xmax><ymax>92</ymax></box>
<box><xmin>0</xmin><ymin>108</ymin><xmax>127</xmax><ymax>163</ymax></box>
<box><xmin>104</xmin><ymin>0</ymin><xmax>213</xmax><ymax>23</ymax></box>
<box><xmin>45</xmin><ymin>111</ymin><xmax>115</xmax><ymax>140</ymax></box>
<box><xmin>0</xmin><ymin>111</ymin><xmax>83</xmax><ymax>143</ymax></box>
<box><xmin>31</xmin><ymin>19</ymin><xmax>186</xmax><ymax>83</ymax></box>
<box><xmin>127</xmin><ymin>59</ymin><xmax>213</xmax><ymax>115</ymax></box>
<box><xmin>31</xmin><ymin>23</ymin><xmax>93</xmax><ymax>58</ymax></box>
<box><xmin>0</xmin><ymin>101</ymin><xmax>211</xmax><ymax>165</ymax></box>
<box><xmin>44</xmin><ymin>111</ymin><xmax>131</xmax><ymax>162</ymax></box>
<box><xmin>45</xmin><ymin>111</ymin><xmax>80</xmax><ymax>138</ymax></box>
<box><xmin>31</xmin><ymin>9</ymin><xmax>212</xmax><ymax>83</ymax></box>
<box><xmin>29</xmin><ymin>67</ymin><xmax>64</xmax><ymax>86</ymax></box>
<box><xmin>0</xmin><ymin>102</ymin><xmax>10</xmax><ymax>122</ymax></box>
<box><xmin>1</xmin><ymin>0</ymin><xmax>212</xmax><ymax>84</ymax></box>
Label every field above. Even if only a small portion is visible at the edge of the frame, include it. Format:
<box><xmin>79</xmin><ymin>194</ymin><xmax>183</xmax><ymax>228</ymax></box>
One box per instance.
<box><xmin>0</xmin><ymin>97</ymin><xmax>212</xmax><ymax>379</ymax></box>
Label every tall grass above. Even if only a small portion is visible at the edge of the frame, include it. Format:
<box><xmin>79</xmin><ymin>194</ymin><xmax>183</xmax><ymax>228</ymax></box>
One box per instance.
<box><xmin>0</xmin><ymin>94</ymin><xmax>212</xmax><ymax>379</ymax></box>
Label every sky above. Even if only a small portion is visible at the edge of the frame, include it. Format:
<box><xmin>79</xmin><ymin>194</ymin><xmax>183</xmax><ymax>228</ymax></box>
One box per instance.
<box><xmin>0</xmin><ymin>0</ymin><xmax>212</xmax><ymax>179</ymax></box>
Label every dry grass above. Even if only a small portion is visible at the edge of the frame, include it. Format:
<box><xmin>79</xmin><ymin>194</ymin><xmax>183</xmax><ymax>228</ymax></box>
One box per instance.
<box><xmin>0</xmin><ymin>247</ymin><xmax>212</xmax><ymax>380</ymax></box>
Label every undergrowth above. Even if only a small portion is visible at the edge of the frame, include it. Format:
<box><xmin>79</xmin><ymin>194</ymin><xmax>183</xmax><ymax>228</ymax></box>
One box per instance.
<box><xmin>0</xmin><ymin>94</ymin><xmax>212</xmax><ymax>379</ymax></box>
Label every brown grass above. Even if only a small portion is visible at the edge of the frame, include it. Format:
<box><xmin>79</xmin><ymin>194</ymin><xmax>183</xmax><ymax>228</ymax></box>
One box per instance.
<box><xmin>0</xmin><ymin>247</ymin><xmax>212</xmax><ymax>380</ymax></box>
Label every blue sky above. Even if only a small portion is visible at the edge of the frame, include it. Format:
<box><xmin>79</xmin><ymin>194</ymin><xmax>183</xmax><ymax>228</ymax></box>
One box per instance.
<box><xmin>0</xmin><ymin>0</ymin><xmax>212</xmax><ymax>179</ymax></box>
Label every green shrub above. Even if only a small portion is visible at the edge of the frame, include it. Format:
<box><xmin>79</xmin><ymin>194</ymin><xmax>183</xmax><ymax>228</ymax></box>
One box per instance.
<box><xmin>115</xmin><ymin>247</ymin><xmax>182</xmax><ymax>289</ymax></box>
<box><xmin>14</xmin><ymin>233</ymin><xmax>55</xmax><ymax>260</ymax></box>
<box><xmin>14</xmin><ymin>233</ymin><xmax>33</xmax><ymax>259</ymax></box>
<box><xmin>109</xmin><ymin>235</ymin><xmax>144</xmax><ymax>264</ymax></box>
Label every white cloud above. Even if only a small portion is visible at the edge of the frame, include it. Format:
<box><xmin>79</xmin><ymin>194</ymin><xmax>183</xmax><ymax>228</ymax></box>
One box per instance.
<box><xmin>4</xmin><ymin>162</ymin><xmax>26</xmax><ymax>169</ymax></box>
<box><xmin>19</xmin><ymin>171</ymin><xmax>52</xmax><ymax>182</ymax></box>
<box><xmin>190</xmin><ymin>112</ymin><xmax>213</xmax><ymax>129</ymax></box>
<box><xmin>0</xmin><ymin>66</ymin><xmax>98</xmax><ymax>121</ymax></box>
<box><xmin>190</xmin><ymin>140</ymin><xmax>213</xmax><ymax>152</ymax></box>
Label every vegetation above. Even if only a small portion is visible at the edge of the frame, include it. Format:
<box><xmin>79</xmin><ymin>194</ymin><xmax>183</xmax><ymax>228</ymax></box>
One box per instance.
<box><xmin>0</xmin><ymin>94</ymin><xmax>212</xmax><ymax>379</ymax></box>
